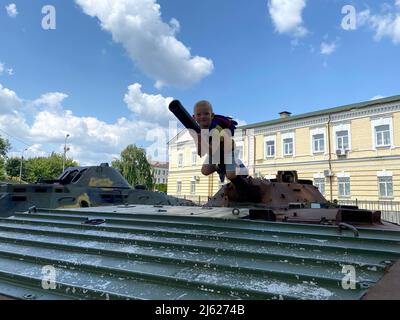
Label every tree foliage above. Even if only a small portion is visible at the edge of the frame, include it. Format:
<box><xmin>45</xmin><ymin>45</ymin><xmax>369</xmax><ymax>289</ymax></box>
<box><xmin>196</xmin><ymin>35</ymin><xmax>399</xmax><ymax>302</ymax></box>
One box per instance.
<box><xmin>154</xmin><ymin>183</ymin><xmax>167</xmax><ymax>193</ymax></box>
<box><xmin>0</xmin><ymin>136</ymin><xmax>11</xmax><ymax>181</ymax></box>
<box><xmin>6</xmin><ymin>153</ymin><xmax>77</xmax><ymax>183</ymax></box>
<box><xmin>112</xmin><ymin>145</ymin><xmax>154</xmax><ymax>190</ymax></box>
<box><xmin>5</xmin><ymin>157</ymin><xmax>21</xmax><ymax>179</ymax></box>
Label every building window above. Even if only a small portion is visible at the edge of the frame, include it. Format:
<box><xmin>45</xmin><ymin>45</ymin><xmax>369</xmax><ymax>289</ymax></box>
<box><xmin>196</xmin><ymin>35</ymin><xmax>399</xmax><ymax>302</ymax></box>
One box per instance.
<box><xmin>312</xmin><ymin>134</ymin><xmax>325</xmax><ymax>153</ymax></box>
<box><xmin>314</xmin><ymin>178</ymin><xmax>325</xmax><ymax>195</ymax></box>
<box><xmin>190</xmin><ymin>181</ymin><xmax>196</xmax><ymax>194</ymax></box>
<box><xmin>375</xmin><ymin>125</ymin><xmax>391</xmax><ymax>147</ymax></box>
<box><xmin>266</xmin><ymin>140</ymin><xmax>275</xmax><ymax>157</ymax></box>
<box><xmin>336</xmin><ymin>131</ymin><xmax>349</xmax><ymax>150</ymax></box>
<box><xmin>191</xmin><ymin>151</ymin><xmax>197</xmax><ymax>165</ymax></box>
<box><xmin>283</xmin><ymin>138</ymin><xmax>293</xmax><ymax>156</ymax></box>
<box><xmin>378</xmin><ymin>176</ymin><xmax>393</xmax><ymax>198</ymax></box>
<box><xmin>338</xmin><ymin>177</ymin><xmax>351</xmax><ymax>197</ymax></box>
<box><xmin>178</xmin><ymin>153</ymin><xmax>183</xmax><ymax>167</ymax></box>
<box><xmin>237</xmin><ymin>146</ymin><xmax>244</xmax><ymax>161</ymax></box>
<box><xmin>177</xmin><ymin>181</ymin><xmax>182</xmax><ymax>194</ymax></box>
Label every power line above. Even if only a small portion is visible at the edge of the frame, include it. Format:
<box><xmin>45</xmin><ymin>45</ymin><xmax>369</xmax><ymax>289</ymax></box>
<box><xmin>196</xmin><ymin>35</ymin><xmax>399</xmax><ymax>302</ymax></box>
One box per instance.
<box><xmin>0</xmin><ymin>127</ymin><xmax>31</xmax><ymax>147</ymax></box>
<box><xmin>0</xmin><ymin>127</ymin><xmax>51</xmax><ymax>156</ymax></box>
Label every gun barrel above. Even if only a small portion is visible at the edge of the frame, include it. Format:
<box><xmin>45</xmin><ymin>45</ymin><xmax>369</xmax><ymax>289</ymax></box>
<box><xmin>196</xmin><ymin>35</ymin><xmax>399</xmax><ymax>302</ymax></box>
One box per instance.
<box><xmin>169</xmin><ymin>100</ymin><xmax>201</xmax><ymax>134</ymax></box>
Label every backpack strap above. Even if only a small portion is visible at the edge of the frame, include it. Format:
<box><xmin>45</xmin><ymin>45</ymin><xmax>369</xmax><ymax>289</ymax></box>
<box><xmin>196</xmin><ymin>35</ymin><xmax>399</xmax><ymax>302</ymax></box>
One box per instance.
<box><xmin>210</xmin><ymin>115</ymin><xmax>238</xmax><ymax>136</ymax></box>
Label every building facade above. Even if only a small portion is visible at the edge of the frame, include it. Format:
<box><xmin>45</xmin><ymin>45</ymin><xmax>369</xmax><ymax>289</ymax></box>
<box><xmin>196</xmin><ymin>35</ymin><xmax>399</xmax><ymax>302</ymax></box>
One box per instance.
<box><xmin>168</xmin><ymin>96</ymin><xmax>400</xmax><ymax>202</ymax></box>
<box><xmin>151</xmin><ymin>162</ymin><xmax>169</xmax><ymax>185</ymax></box>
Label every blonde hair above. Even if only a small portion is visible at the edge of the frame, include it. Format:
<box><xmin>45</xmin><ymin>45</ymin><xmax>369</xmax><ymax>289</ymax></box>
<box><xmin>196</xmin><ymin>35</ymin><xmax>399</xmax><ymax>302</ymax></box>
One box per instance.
<box><xmin>194</xmin><ymin>100</ymin><xmax>213</xmax><ymax>114</ymax></box>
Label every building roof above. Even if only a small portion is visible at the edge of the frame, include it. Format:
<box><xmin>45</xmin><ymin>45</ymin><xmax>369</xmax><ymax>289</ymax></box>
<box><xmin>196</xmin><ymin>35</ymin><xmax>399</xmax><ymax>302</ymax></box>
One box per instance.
<box><xmin>0</xmin><ymin>206</ymin><xmax>399</xmax><ymax>300</ymax></box>
<box><xmin>240</xmin><ymin>95</ymin><xmax>400</xmax><ymax>130</ymax></box>
<box><xmin>151</xmin><ymin>162</ymin><xmax>169</xmax><ymax>169</ymax></box>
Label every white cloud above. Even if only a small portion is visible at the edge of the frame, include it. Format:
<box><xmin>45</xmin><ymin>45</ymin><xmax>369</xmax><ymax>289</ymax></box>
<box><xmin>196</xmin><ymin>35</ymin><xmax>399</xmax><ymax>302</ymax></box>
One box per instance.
<box><xmin>0</xmin><ymin>83</ymin><xmax>176</xmax><ymax>165</ymax></box>
<box><xmin>124</xmin><ymin>83</ymin><xmax>174</xmax><ymax>124</ymax></box>
<box><xmin>5</xmin><ymin>3</ymin><xmax>18</xmax><ymax>18</ymax></box>
<box><xmin>370</xmin><ymin>95</ymin><xmax>385</xmax><ymax>100</ymax></box>
<box><xmin>34</xmin><ymin>92</ymin><xmax>69</xmax><ymax>110</ymax></box>
<box><xmin>26</xmin><ymin>144</ymin><xmax>48</xmax><ymax>158</ymax></box>
<box><xmin>357</xmin><ymin>3</ymin><xmax>400</xmax><ymax>45</ymax></box>
<box><xmin>75</xmin><ymin>0</ymin><xmax>214</xmax><ymax>89</ymax></box>
<box><xmin>0</xmin><ymin>62</ymin><xmax>14</xmax><ymax>76</ymax></box>
<box><xmin>320</xmin><ymin>41</ymin><xmax>337</xmax><ymax>55</ymax></box>
<box><xmin>268</xmin><ymin>0</ymin><xmax>308</xmax><ymax>38</ymax></box>
<box><xmin>0</xmin><ymin>83</ymin><xmax>23</xmax><ymax>113</ymax></box>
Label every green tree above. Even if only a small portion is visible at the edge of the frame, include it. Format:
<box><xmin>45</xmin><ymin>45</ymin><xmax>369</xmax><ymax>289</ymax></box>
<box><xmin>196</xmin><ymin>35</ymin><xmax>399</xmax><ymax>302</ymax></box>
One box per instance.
<box><xmin>24</xmin><ymin>153</ymin><xmax>77</xmax><ymax>183</ymax></box>
<box><xmin>5</xmin><ymin>157</ymin><xmax>22</xmax><ymax>179</ymax></box>
<box><xmin>112</xmin><ymin>145</ymin><xmax>154</xmax><ymax>190</ymax></box>
<box><xmin>0</xmin><ymin>136</ymin><xmax>11</xmax><ymax>181</ymax></box>
<box><xmin>154</xmin><ymin>183</ymin><xmax>167</xmax><ymax>193</ymax></box>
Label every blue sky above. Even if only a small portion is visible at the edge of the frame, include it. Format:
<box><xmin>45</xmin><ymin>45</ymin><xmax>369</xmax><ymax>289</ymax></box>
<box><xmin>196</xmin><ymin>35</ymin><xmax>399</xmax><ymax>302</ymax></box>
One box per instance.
<box><xmin>1</xmin><ymin>0</ymin><xmax>400</xmax><ymax>164</ymax></box>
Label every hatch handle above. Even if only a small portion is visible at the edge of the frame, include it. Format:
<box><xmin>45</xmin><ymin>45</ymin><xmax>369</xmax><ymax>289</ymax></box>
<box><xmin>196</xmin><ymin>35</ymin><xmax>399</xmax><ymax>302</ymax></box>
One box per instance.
<box><xmin>338</xmin><ymin>223</ymin><xmax>359</xmax><ymax>238</ymax></box>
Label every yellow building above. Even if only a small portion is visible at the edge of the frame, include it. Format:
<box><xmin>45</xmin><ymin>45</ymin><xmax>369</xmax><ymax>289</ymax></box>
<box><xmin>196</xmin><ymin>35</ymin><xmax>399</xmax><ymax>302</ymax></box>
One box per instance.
<box><xmin>168</xmin><ymin>95</ymin><xmax>400</xmax><ymax>203</ymax></box>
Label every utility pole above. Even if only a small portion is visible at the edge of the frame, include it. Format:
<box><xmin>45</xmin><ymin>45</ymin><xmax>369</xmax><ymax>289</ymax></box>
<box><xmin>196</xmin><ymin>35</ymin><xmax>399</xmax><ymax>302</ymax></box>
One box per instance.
<box><xmin>19</xmin><ymin>148</ymin><xmax>28</xmax><ymax>184</ymax></box>
<box><xmin>62</xmin><ymin>134</ymin><xmax>70</xmax><ymax>173</ymax></box>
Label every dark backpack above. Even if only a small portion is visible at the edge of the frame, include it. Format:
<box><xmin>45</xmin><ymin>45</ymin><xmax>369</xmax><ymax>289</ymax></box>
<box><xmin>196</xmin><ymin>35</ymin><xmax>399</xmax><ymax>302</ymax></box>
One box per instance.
<box><xmin>210</xmin><ymin>115</ymin><xmax>238</xmax><ymax>136</ymax></box>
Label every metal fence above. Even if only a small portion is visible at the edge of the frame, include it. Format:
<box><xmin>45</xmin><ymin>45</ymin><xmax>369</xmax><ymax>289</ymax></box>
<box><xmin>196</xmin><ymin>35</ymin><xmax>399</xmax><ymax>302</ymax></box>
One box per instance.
<box><xmin>179</xmin><ymin>195</ymin><xmax>211</xmax><ymax>205</ymax></box>
<box><xmin>338</xmin><ymin>199</ymin><xmax>400</xmax><ymax>225</ymax></box>
<box><xmin>174</xmin><ymin>195</ymin><xmax>400</xmax><ymax>225</ymax></box>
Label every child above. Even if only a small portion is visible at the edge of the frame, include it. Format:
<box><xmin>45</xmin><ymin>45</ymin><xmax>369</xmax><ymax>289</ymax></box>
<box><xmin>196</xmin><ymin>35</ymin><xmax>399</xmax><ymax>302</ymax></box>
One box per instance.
<box><xmin>191</xmin><ymin>100</ymin><xmax>260</xmax><ymax>202</ymax></box>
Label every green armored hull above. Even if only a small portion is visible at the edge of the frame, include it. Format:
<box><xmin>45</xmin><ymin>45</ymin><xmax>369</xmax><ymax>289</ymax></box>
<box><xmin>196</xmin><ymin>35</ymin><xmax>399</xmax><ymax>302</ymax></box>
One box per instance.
<box><xmin>0</xmin><ymin>163</ymin><xmax>191</xmax><ymax>217</ymax></box>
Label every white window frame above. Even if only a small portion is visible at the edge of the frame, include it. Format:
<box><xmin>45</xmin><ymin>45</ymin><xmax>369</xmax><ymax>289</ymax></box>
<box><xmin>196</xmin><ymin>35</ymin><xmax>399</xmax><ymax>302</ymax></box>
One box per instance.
<box><xmin>375</xmin><ymin>125</ymin><xmax>391</xmax><ymax>148</ymax></box>
<box><xmin>236</xmin><ymin>145</ymin><xmax>244</xmax><ymax>162</ymax></box>
<box><xmin>337</xmin><ymin>172</ymin><xmax>351</xmax><ymax>197</ymax></box>
<box><xmin>281</xmin><ymin>132</ymin><xmax>295</xmax><ymax>157</ymax></box>
<box><xmin>235</xmin><ymin>141</ymin><xmax>244</xmax><ymax>162</ymax></box>
<box><xmin>377</xmin><ymin>171</ymin><xmax>394</xmax><ymax>198</ymax></box>
<box><xmin>371</xmin><ymin>117</ymin><xmax>394</xmax><ymax>149</ymax></box>
<box><xmin>310</xmin><ymin>127</ymin><xmax>326</xmax><ymax>154</ymax></box>
<box><xmin>191</xmin><ymin>149</ymin><xmax>197</xmax><ymax>165</ymax></box>
<box><xmin>333</xmin><ymin>123</ymin><xmax>351</xmax><ymax>151</ymax></box>
<box><xmin>264</xmin><ymin>135</ymin><xmax>276</xmax><ymax>158</ymax></box>
<box><xmin>312</xmin><ymin>134</ymin><xmax>325</xmax><ymax>153</ymax></box>
<box><xmin>190</xmin><ymin>180</ymin><xmax>196</xmax><ymax>195</ymax></box>
<box><xmin>336</xmin><ymin>131</ymin><xmax>349</xmax><ymax>150</ymax></box>
<box><xmin>176</xmin><ymin>180</ymin><xmax>182</xmax><ymax>194</ymax></box>
<box><xmin>283</xmin><ymin>139</ymin><xmax>293</xmax><ymax>156</ymax></box>
<box><xmin>313</xmin><ymin>173</ymin><xmax>325</xmax><ymax>195</ymax></box>
<box><xmin>178</xmin><ymin>153</ymin><xmax>184</xmax><ymax>168</ymax></box>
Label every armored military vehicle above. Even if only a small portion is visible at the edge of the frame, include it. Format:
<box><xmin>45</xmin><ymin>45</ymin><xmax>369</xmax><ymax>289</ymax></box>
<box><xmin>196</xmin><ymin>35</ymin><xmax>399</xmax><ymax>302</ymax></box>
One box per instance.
<box><xmin>206</xmin><ymin>170</ymin><xmax>391</xmax><ymax>230</ymax></box>
<box><xmin>0</xmin><ymin>163</ymin><xmax>191</xmax><ymax>217</ymax></box>
<box><xmin>169</xmin><ymin>100</ymin><xmax>394</xmax><ymax>230</ymax></box>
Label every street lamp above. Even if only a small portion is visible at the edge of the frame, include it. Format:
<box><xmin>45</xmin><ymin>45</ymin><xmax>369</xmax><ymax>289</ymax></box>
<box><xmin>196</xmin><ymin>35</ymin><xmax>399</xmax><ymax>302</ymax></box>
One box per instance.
<box><xmin>19</xmin><ymin>148</ymin><xmax>28</xmax><ymax>184</ymax></box>
<box><xmin>62</xmin><ymin>134</ymin><xmax>70</xmax><ymax>173</ymax></box>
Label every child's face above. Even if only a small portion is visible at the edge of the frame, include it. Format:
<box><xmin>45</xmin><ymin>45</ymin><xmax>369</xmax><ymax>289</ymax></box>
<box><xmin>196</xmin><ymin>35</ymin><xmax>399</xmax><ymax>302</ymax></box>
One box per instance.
<box><xmin>193</xmin><ymin>104</ymin><xmax>214</xmax><ymax>129</ymax></box>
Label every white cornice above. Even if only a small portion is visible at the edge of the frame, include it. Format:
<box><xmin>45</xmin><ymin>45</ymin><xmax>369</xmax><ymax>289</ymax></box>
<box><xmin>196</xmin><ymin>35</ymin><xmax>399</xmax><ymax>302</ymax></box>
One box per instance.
<box><xmin>251</xmin><ymin>102</ymin><xmax>400</xmax><ymax>136</ymax></box>
<box><xmin>254</xmin><ymin>155</ymin><xmax>400</xmax><ymax>168</ymax></box>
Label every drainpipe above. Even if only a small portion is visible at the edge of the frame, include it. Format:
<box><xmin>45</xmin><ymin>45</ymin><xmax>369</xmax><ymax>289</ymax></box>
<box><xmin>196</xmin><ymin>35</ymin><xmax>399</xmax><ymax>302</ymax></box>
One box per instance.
<box><xmin>327</xmin><ymin>114</ymin><xmax>333</xmax><ymax>202</ymax></box>
<box><xmin>253</xmin><ymin>133</ymin><xmax>256</xmax><ymax>177</ymax></box>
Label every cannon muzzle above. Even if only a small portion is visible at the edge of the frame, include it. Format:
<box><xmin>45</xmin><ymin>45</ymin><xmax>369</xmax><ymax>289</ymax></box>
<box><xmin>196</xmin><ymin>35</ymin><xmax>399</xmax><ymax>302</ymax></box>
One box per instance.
<box><xmin>169</xmin><ymin>100</ymin><xmax>201</xmax><ymax>134</ymax></box>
